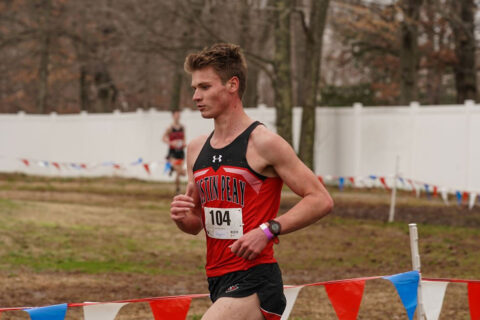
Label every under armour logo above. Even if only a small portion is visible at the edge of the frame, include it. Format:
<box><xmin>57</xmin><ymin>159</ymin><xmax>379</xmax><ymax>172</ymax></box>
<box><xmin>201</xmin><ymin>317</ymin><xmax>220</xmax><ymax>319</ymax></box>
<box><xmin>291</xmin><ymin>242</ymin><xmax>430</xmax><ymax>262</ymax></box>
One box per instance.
<box><xmin>212</xmin><ymin>155</ymin><xmax>222</xmax><ymax>163</ymax></box>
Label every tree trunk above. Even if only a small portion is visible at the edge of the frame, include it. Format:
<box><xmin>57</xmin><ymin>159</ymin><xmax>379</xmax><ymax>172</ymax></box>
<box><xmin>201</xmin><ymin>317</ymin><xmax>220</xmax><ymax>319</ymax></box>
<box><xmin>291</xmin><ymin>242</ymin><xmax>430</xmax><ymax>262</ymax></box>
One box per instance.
<box><xmin>37</xmin><ymin>0</ymin><xmax>51</xmax><ymax>114</ymax></box>
<box><xmin>94</xmin><ymin>64</ymin><xmax>117</xmax><ymax>113</ymax></box>
<box><xmin>451</xmin><ymin>0</ymin><xmax>477</xmax><ymax>103</ymax></box>
<box><xmin>399</xmin><ymin>0</ymin><xmax>422</xmax><ymax>105</ymax></box>
<box><xmin>80</xmin><ymin>65</ymin><xmax>89</xmax><ymax>111</ymax></box>
<box><xmin>298</xmin><ymin>0</ymin><xmax>330</xmax><ymax>169</ymax></box>
<box><xmin>170</xmin><ymin>69</ymin><xmax>183</xmax><ymax>111</ymax></box>
<box><xmin>272</xmin><ymin>0</ymin><xmax>293</xmax><ymax>145</ymax></box>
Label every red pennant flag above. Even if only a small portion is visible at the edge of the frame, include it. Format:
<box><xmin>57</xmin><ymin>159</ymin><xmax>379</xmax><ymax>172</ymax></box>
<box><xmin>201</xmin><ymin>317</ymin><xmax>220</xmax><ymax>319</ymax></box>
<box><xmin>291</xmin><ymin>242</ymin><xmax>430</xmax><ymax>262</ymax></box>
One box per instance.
<box><xmin>143</xmin><ymin>163</ymin><xmax>151</xmax><ymax>175</ymax></box>
<box><xmin>348</xmin><ymin>177</ymin><xmax>355</xmax><ymax>185</ymax></box>
<box><xmin>52</xmin><ymin>162</ymin><xmax>60</xmax><ymax>170</ymax></box>
<box><xmin>21</xmin><ymin>159</ymin><xmax>30</xmax><ymax>166</ymax></box>
<box><xmin>324</xmin><ymin>280</ymin><xmax>365</xmax><ymax>320</ymax></box>
<box><xmin>379</xmin><ymin>177</ymin><xmax>390</xmax><ymax>190</ymax></box>
<box><xmin>433</xmin><ymin>186</ymin><xmax>438</xmax><ymax>198</ymax></box>
<box><xmin>408</xmin><ymin>179</ymin><xmax>416</xmax><ymax>195</ymax></box>
<box><xmin>463</xmin><ymin>192</ymin><xmax>469</xmax><ymax>203</ymax></box>
<box><xmin>80</xmin><ymin>163</ymin><xmax>87</xmax><ymax>169</ymax></box>
<box><xmin>113</xmin><ymin>164</ymin><xmax>121</xmax><ymax>170</ymax></box>
<box><xmin>468</xmin><ymin>282</ymin><xmax>480</xmax><ymax>320</ymax></box>
<box><xmin>149</xmin><ymin>297</ymin><xmax>192</xmax><ymax>320</ymax></box>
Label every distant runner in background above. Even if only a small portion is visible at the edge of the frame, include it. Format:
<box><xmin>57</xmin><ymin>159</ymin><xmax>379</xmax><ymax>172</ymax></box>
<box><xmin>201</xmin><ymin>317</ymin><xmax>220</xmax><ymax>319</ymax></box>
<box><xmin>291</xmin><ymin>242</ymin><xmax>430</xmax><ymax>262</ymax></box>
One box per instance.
<box><xmin>163</xmin><ymin>110</ymin><xmax>186</xmax><ymax>194</ymax></box>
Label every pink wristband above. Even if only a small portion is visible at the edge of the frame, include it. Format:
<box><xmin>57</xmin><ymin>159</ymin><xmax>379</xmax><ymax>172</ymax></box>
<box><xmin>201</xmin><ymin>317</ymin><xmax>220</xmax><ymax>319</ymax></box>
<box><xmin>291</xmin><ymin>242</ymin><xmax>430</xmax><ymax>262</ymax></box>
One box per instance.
<box><xmin>260</xmin><ymin>223</ymin><xmax>274</xmax><ymax>240</ymax></box>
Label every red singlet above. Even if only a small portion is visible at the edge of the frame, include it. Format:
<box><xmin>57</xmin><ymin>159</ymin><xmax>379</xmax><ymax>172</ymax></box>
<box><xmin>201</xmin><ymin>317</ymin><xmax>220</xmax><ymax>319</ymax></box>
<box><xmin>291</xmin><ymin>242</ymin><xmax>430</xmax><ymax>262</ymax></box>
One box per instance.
<box><xmin>192</xmin><ymin>121</ymin><xmax>283</xmax><ymax>277</ymax></box>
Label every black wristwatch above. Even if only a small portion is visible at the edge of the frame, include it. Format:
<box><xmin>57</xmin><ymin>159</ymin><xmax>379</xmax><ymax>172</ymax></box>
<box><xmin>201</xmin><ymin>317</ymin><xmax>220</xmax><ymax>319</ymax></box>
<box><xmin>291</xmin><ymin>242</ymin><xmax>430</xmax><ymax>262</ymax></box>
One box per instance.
<box><xmin>268</xmin><ymin>220</ymin><xmax>282</xmax><ymax>237</ymax></box>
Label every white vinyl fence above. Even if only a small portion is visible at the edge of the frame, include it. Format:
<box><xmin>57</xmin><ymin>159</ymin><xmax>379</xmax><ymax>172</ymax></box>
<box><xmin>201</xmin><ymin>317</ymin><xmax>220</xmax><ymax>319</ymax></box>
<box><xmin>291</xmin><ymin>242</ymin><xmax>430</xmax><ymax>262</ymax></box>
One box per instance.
<box><xmin>1</xmin><ymin>101</ymin><xmax>479</xmax><ymax>192</ymax></box>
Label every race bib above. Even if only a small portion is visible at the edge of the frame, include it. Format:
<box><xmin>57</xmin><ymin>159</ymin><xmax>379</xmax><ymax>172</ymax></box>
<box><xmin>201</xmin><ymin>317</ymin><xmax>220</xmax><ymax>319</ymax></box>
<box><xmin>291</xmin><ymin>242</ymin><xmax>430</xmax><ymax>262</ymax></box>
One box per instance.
<box><xmin>204</xmin><ymin>207</ymin><xmax>243</xmax><ymax>240</ymax></box>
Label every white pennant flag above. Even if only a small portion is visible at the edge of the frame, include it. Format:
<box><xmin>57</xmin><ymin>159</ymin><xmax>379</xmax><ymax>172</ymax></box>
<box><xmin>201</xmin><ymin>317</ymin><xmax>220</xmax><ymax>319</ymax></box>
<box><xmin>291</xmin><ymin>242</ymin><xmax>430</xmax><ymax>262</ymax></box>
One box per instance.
<box><xmin>469</xmin><ymin>193</ymin><xmax>477</xmax><ymax>210</ymax></box>
<box><xmin>83</xmin><ymin>302</ymin><xmax>128</xmax><ymax>320</ymax></box>
<box><xmin>421</xmin><ymin>281</ymin><xmax>448</xmax><ymax>320</ymax></box>
<box><xmin>440</xmin><ymin>188</ymin><xmax>449</xmax><ymax>205</ymax></box>
<box><xmin>281</xmin><ymin>286</ymin><xmax>304</xmax><ymax>320</ymax></box>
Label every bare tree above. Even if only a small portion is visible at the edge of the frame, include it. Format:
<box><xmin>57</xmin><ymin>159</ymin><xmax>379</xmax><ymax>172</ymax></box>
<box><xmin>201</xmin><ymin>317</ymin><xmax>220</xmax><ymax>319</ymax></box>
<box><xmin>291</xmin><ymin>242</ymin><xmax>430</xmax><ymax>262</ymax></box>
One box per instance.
<box><xmin>398</xmin><ymin>0</ymin><xmax>422</xmax><ymax>105</ymax></box>
<box><xmin>296</xmin><ymin>0</ymin><xmax>330</xmax><ymax>169</ymax></box>
<box><xmin>449</xmin><ymin>0</ymin><xmax>477</xmax><ymax>103</ymax></box>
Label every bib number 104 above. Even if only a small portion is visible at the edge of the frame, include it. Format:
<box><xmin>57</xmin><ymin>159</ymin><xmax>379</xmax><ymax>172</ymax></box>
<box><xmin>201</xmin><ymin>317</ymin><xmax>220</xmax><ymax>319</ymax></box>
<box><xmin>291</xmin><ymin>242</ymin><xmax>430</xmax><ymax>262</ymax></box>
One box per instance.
<box><xmin>209</xmin><ymin>209</ymin><xmax>231</xmax><ymax>226</ymax></box>
<box><xmin>204</xmin><ymin>207</ymin><xmax>243</xmax><ymax>240</ymax></box>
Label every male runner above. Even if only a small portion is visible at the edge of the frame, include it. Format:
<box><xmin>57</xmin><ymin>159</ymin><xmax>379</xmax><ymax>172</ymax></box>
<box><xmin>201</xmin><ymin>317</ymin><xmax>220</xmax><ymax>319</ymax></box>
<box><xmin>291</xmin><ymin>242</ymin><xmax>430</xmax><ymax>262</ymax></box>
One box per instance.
<box><xmin>170</xmin><ymin>43</ymin><xmax>333</xmax><ymax>320</ymax></box>
<box><xmin>163</xmin><ymin>110</ymin><xmax>186</xmax><ymax>194</ymax></box>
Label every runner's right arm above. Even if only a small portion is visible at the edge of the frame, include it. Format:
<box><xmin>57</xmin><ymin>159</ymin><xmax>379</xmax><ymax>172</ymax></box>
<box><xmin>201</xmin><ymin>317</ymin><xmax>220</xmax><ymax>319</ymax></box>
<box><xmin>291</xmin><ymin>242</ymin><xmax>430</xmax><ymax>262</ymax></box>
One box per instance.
<box><xmin>169</xmin><ymin>137</ymin><xmax>205</xmax><ymax>235</ymax></box>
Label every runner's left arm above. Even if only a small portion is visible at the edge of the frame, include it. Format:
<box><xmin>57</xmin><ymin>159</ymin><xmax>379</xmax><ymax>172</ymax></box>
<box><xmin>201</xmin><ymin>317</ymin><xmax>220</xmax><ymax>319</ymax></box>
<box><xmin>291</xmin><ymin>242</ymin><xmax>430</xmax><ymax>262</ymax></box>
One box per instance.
<box><xmin>230</xmin><ymin>130</ymin><xmax>333</xmax><ymax>260</ymax></box>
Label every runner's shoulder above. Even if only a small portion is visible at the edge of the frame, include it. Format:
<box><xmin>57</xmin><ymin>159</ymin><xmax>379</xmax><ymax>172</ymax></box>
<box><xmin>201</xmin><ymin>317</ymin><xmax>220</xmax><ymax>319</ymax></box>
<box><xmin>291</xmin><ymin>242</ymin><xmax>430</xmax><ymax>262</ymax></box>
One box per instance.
<box><xmin>250</xmin><ymin>125</ymin><xmax>289</xmax><ymax>153</ymax></box>
<box><xmin>187</xmin><ymin>135</ymin><xmax>209</xmax><ymax>155</ymax></box>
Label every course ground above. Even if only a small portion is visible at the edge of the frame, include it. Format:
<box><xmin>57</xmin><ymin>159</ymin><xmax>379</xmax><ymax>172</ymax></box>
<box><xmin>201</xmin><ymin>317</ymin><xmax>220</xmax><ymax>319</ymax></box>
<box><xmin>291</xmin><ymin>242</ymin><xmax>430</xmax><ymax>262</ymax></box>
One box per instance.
<box><xmin>0</xmin><ymin>173</ymin><xmax>479</xmax><ymax>319</ymax></box>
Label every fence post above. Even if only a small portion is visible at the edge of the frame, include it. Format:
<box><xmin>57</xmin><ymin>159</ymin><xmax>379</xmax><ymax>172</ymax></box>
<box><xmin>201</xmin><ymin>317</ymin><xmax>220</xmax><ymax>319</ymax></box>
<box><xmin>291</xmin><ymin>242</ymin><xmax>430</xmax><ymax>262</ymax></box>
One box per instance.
<box><xmin>388</xmin><ymin>155</ymin><xmax>400</xmax><ymax>222</ymax></box>
<box><xmin>409</xmin><ymin>223</ymin><xmax>426</xmax><ymax>320</ymax></box>
<box><xmin>353</xmin><ymin>103</ymin><xmax>363</xmax><ymax>178</ymax></box>
<box><xmin>464</xmin><ymin>100</ymin><xmax>474</xmax><ymax>192</ymax></box>
<box><xmin>409</xmin><ymin>102</ymin><xmax>419</xmax><ymax>181</ymax></box>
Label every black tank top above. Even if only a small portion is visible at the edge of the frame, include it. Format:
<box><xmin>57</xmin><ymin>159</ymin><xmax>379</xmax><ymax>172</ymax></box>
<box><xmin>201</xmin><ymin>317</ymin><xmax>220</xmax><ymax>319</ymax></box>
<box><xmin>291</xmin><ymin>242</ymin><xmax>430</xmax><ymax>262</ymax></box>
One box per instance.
<box><xmin>193</xmin><ymin>121</ymin><xmax>266</xmax><ymax>180</ymax></box>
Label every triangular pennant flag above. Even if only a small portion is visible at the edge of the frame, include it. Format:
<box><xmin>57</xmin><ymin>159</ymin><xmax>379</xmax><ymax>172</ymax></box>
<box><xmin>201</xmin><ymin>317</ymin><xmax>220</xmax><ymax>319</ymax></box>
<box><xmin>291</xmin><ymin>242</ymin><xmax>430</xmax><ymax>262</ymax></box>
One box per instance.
<box><xmin>456</xmin><ymin>191</ymin><xmax>462</xmax><ymax>205</ymax></box>
<box><xmin>468</xmin><ymin>282</ymin><xmax>480</xmax><ymax>320</ymax></box>
<box><xmin>24</xmin><ymin>303</ymin><xmax>68</xmax><ymax>320</ymax></box>
<box><xmin>383</xmin><ymin>271</ymin><xmax>419</xmax><ymax>320</ymax></box>
<box><xmin>164</xmin><ymin>161</ymin><xmax>172</xmax><ymax>173</ymax></box>
<box><xmin>469</xmin><ymin>193</ymin><xmax>477</xmax><ymax>210</ymax></box>
<box><xmin>52</xmin><ymin>162</ymin><xmax>61</xmax><ymax>170</ymax></box>
<box><xmin>415</xmin><ymin>185</ymin><xmax>421</xmax><ymax>198</ymax></box>
<box><xmin>379</xmin><ymin>177</ymin><xmax>390</xmax><ymax>190</ymax></box>
<box><xmin>432</xmin><ymin>185</ymin><xmax>438</xmax><ymax>198</ymax></box>
<box><xmin>348</xmin><ymin>177</ymin><xmax>355</xmax><ymax>186</ymax></box>
<box><xmin>281</xmin><ymin>286</ymin><xmax>303</xmax><ymax>320</ymax></box>
<box><xmin>338</xmin><ymin>177</ymin><xmax>345</xmax><ymax>191</ymax></box>
<box><xmin>38</xmin><ymin>161</ymin><xmax>49</xmax><ymax>168</ymax></box>
<box><xmin>324</xmin><ymin>280</ymin><xmax>365</xmax><ymax>320</ymax></box>
<box><xmin>424</xmin><ymin>184</ymin><xmax>431</xmax><ymax>199</ymax></box>
<box><xmin>131</xmin><ymin>158</ymin><xmax>143</xmax><ymax>165</ymax></box>
<box><xmin>143</xmin><ymin>163</ymin><xmax>151</xmax><ymax>175</ymax></box>
<box><xmin>421</xmin><ymin>280</ymin><xmax>448</xmax><ymax>320</ymax></box>
<box><xmin>440</xmin><ymin>188</ymin><xmax>449</xmax><ymax>205</ymax></box>
<box><xmin>21</xmin><ymin>159</ymin><xmax>30</xmax><ymax>166</ymax></box>
<box><xmin>149</xmin><ymin>297</ymin><xmax>191</xmax><ymax>320</ymax></box>
<box><xmin>83</xmin><ymin>302</ymin><xmax>127</xmax><ymax>320</ymax></box>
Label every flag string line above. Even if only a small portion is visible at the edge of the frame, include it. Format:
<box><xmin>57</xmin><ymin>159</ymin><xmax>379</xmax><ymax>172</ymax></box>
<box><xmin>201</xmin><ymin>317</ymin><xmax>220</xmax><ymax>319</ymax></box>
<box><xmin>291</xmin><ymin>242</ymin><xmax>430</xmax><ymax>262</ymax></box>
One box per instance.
<box><xmin>6</xmin><ymin>155</ymin><xmax>480</xmax><ymax>196</ymax></box>
<box><xmin>1</xmin><ymin>274</ymin><xmax>479</xmax><ymax>312</ymax></box>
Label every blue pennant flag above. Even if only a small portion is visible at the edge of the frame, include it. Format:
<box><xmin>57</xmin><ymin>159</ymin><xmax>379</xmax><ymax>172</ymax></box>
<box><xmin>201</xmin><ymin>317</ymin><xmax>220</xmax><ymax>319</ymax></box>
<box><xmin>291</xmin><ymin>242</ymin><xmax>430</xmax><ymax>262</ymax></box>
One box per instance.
<box><xmin>455</xmin><ymin>191</ymin><xmax>462</xmax><ymax>205</ymax></box>
<box><xmin>164</xmin><ymin>161</ymin><xmax>172</xmax><ymax>173</ymax></box>
<box><xmin>369</xmin><ymin>175</ymin><xmax>377</xmax><ymax>180</ymax></box>
<box><xmin>131</xmin><ymin>157</ymin><xmax>143</xmax><ymax>165</ymax></box>
<box><xmin>338</xmin><ymin>177</ymin><xmax>345</xmax><ymax>191</ymax></box>
<box><xmin>25</xmin><ymin>303</ymin><xmax>67</xmax><ymax>320</ymax></box>
<box><xmin>424</xmin><ymin>184</ymin><xmax>431</xmax><ymax>199</ymax></box>
<box><xmin>383</xmin><ymin>271</ymin><xmax>419</xmax><ymax>320</ymax></box>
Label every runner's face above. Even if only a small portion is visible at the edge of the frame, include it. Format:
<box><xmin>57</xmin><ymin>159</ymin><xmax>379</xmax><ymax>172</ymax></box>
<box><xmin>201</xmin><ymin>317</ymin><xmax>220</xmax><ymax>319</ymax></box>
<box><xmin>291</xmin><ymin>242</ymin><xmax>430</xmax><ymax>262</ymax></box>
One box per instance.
<box><xmin>191</xmin><ymin>67</ymin><xmax>231</xmax><ymax>119</ymax></box>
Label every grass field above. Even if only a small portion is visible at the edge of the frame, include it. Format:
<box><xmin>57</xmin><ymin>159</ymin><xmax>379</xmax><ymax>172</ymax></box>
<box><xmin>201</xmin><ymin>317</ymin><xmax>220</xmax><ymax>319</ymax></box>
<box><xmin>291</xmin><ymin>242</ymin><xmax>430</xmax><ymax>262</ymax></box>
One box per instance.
<box><xmin>0</xmin><ymin>173</ymin><xmax>479</xmax><ymax>319</ymax></box>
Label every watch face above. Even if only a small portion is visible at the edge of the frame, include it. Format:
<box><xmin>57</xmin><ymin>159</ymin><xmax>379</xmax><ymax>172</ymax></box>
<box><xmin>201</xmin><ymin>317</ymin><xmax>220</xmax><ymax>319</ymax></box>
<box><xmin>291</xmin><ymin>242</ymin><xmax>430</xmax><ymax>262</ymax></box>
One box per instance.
<box><xmin>269</xmin><ymin>221</ymin><xmax>281</xmax><ymax>235</ymax></box>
